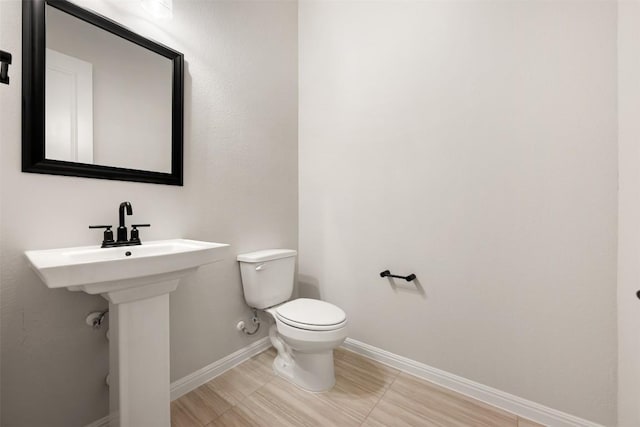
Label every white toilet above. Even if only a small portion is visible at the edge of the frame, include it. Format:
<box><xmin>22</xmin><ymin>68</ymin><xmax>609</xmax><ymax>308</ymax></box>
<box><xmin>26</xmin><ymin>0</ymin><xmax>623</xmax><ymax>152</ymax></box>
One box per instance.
<box><xmin>237</xmin><ymin>249</ymin><xmax>348</xmax><ymax>392</ymax></box>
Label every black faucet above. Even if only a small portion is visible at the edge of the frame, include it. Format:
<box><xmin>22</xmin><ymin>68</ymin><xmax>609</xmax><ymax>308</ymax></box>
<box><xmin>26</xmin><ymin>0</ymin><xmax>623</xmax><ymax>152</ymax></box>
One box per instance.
<box><xmin>89</xmin><ymin>201</ymin><xmax>151</xmax><ymax>248</ymax></box>
<box><xmin>117</xmin><ymin>201</ymin><xmax>133</xmax><ymax>242</ymax></box>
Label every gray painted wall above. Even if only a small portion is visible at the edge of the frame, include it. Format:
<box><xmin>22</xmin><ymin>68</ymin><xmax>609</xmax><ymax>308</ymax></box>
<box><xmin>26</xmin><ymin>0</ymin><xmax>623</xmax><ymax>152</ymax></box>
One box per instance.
<box><xmin>0</xmin><ymin>0</ymin><xmax>625</xmax><ymax>425</ymax></box>
<box><xmin>298</xmin><ymin>1</ymin><xmax>617</xmax><ymax>424</ymax></box>
<box><xmin>0</xmin><ymin>0</ymin><xmax>298</xmax><ymax>425</ymax></box>
<box><xmin>618</xmin><ymin>1</ymin><xmax>640</xmax><ymax>425</ymax></box>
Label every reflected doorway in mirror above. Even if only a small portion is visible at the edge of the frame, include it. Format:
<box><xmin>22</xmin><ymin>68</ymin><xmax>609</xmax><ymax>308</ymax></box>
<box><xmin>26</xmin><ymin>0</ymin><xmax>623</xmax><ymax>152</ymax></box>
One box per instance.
<box><xmin>45</xmin><ymin>48</ymin><xmax>94</xmax><ymax>164</ymax></box>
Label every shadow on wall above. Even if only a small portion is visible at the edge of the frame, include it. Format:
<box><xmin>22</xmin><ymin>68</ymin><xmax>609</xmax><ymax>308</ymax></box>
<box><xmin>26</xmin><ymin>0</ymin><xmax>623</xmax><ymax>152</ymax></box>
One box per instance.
<box><xmin>383</xmin><ymin>276</ymin><xmax>427</xmax><ymax>299</ymax></box>
<box><xmin>298</xmin><ymin>274</ymin><xmax>322</xmax><ymax>299</ymax></box>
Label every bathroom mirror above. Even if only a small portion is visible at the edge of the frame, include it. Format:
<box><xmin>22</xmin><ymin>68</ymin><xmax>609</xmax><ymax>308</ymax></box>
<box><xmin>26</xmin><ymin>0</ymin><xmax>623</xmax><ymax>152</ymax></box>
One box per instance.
<box><xmin>22</xmin><ymin>0</ymin><xmax>184</xmax><ymax>185</ymax></box>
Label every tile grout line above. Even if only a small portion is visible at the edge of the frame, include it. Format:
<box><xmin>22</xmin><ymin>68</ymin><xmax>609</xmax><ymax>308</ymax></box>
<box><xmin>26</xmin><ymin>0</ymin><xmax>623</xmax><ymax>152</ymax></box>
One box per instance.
<box><xmin>358</xmin><ymin>369</ymin><xmax>401</xmax><ymax>426</ymax></box>
<box><xmin>201</xmin><ymin>376</ymin><xmax>249</xmax><ymax>425</ymax></box>
<box><xmin>225</xmin><ymin>355</ymin><xmax>281</xmax><ymax>423</ymax></box>
<box><xmin>203</xmin><ymin>348</ymin><xmax>277</xmax><ymax>427</ymax></box>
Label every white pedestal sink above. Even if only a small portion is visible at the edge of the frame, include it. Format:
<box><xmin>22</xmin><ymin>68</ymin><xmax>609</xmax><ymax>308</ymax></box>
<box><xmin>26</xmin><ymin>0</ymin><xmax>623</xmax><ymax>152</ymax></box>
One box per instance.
<box><xmin>25</xmin><ymin>239</ymin><xmax>229</xmax><ymax>427</ymax></box>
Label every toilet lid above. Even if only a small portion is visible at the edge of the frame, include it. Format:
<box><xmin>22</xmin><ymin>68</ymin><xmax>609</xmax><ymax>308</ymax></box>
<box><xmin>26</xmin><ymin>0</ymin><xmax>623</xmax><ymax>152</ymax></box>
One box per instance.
<box><xmin>275</xmin><ymin>298</ymin><xmax>346</xmax><ymax>327</ymax></box>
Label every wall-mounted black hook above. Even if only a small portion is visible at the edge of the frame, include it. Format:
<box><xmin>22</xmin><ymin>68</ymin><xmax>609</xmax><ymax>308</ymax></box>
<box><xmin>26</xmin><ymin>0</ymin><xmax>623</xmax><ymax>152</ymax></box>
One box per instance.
<box><xmin>0</xmin><ymin>50</ymin><xmax>12</xmax><ymax>85</ymax></box>
<box><xmin>380</xmin><ymin>270</ymin><xmax>417</xmax><ymax>282</ymax></box>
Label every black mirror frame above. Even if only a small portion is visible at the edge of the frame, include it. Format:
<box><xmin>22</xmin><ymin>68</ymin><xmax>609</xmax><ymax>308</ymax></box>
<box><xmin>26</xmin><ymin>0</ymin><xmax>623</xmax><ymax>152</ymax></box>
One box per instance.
<box><xmin>22</xmin><ymin>0</ymin><xmax>184</xmax><ymax>186</ymax></box>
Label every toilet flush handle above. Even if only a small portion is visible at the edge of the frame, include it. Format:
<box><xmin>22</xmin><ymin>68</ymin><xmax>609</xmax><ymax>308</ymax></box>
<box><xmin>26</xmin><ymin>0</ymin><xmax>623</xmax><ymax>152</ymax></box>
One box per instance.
<box><xmin>255</xmin><ymin>263</ymin><xmax>266</xmax><ymax>271</ymax></box>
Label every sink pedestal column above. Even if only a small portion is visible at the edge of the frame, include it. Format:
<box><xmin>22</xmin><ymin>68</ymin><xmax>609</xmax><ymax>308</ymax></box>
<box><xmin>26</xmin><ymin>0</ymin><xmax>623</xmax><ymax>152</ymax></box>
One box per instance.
<box><xmin>104</xmin><ymin>278</ymin><xmax>180</xmax><ymax>427</ymax></box>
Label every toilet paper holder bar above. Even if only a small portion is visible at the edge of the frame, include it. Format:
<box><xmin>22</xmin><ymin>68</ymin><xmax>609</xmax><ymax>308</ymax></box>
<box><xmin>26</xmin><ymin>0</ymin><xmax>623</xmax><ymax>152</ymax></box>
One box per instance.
<box><xmin>380</xmin><ymin>270</ymin><xmax>416</xmax><ymax>282</ymax></box>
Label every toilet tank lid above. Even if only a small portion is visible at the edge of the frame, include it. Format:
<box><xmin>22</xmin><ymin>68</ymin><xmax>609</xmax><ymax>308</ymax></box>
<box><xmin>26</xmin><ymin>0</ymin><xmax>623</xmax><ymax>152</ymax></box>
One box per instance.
<box><xmin>237</xmin><ymin>249</ymin><xmax>297</xmax><ymax>263</ymax></box>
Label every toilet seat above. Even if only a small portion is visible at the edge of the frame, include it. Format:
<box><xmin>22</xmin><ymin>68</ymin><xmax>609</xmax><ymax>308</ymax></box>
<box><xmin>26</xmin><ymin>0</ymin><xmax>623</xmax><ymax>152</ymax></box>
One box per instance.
<box><xmin>276</xmin><ymin>315</ymin><xmax>348</xmax><ymax>331</ymax></box>
<box><xmin>270</xmin><ymin>298</ymin><xmax>347</xmax><ymax>331</ymax></box>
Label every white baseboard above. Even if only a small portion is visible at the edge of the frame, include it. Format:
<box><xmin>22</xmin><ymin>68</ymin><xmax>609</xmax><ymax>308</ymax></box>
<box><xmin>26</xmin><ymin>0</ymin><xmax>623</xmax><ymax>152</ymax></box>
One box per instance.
<box><xmin>85</xmin><ymin>337</ymin><xmax>271</xmax><ymax>427</ymax></box>
<box><xmin>88</xmin><ymin>336</ymin><xmax>602</xmax><ymax>427</ymax></box>
<box><xmin>170</xmin><ymin>336</ymin><xmax>271</xmax><ymax>401</ymax></box>
<box><xmin>342</xmin><ymin>338</ymin><xmax>603</xmax><ymax>427</ymax></box>
<box><xmin>84</xmin><ymin>415</ymin><xmax>111</xmax><ymax>427</ymax></box>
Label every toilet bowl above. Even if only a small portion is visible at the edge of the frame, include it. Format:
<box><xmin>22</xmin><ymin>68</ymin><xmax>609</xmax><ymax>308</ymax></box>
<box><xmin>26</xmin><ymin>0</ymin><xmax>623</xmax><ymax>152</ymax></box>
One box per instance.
<box><xmin>237</xmin><ymin>250</ymin><xmax>348</xmax><ymax>392</ymax></box>
<box><xmin>266</xmin><ymin>298</ymin><xmax>347</xmax><ymax>391</ymax></box>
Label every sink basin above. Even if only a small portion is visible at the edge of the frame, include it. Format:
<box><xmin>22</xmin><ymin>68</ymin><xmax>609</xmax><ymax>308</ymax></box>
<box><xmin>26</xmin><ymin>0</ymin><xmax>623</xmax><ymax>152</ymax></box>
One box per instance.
<box><xmin>25</xmin><ymin>239</ymin><xmax>229</xmax><ymax>299</ymax></box>
<box><xmin>25</xmin><ymin>238</ymin><xmax>229</xmax><ymax>427</ymax></box>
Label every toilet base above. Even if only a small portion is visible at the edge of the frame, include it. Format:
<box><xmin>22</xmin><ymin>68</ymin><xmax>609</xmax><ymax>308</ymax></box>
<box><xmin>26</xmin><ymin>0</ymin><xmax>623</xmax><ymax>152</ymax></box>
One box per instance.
<box><xmin>268</xmin><ymin>322</ymin><xmax>338</xmax><ymax>392</ymax></box>
<box><xmin>273</xmin><ymin>350</ymin><xmax>336</xmax><ymax>392</ymax></box>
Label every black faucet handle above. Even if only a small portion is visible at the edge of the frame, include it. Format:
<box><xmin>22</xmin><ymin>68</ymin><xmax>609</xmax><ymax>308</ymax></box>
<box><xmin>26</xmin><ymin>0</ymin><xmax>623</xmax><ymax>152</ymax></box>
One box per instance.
<box><xmin>130</xmin><ymin>224</ymin><xmax>150</xmax><ymax>244</ymax></box>
<box><xmin>89</xmin><ymin>225</ymin><xmax>115</xmax><ymax>247</ymax></box>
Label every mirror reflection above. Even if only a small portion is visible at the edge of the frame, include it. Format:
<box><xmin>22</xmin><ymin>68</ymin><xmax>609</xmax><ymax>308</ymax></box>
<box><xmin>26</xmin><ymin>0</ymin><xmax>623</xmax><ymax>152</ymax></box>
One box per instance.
<box><xmin>45</xmin><ymin>4</ymin><xmax>173</xmax><ymax>173</ymax></box>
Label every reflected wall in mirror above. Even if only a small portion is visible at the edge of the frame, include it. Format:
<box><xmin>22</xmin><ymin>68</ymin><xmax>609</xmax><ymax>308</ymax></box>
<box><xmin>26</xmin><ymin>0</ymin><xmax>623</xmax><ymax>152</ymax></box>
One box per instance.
<box><xmin>46</xmin><ymin>5</ymin><xmax>173</xmax><ymax>172</ymax></box>
<box><xmin>23</xmin><ymin>0</ymin><xmax>184</xmax><ymax>185</ymax></box>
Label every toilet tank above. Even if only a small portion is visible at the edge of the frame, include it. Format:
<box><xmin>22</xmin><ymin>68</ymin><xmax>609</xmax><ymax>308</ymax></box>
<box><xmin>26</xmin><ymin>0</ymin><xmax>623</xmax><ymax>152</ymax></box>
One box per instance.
<box><xmin>237</xmin><ymin>249</ymin><xmax>297</xmax><ymax>309</ymax></box>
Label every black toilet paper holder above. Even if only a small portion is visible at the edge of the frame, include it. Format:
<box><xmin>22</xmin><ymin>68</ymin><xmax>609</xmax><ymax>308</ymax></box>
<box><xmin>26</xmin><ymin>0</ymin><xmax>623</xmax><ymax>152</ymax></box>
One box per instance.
<box><xmin>380</xmin><ymin>270</ymin><xmax>416</xmax><ymax>282</ymax></box>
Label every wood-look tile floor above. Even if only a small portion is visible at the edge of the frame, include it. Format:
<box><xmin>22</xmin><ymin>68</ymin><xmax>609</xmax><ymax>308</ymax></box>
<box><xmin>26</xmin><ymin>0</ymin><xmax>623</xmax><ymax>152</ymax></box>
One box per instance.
<box><xmin>171</xmin><ymin>347</ymin><xmax>545</xmax><ymax>427</ymax></box>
